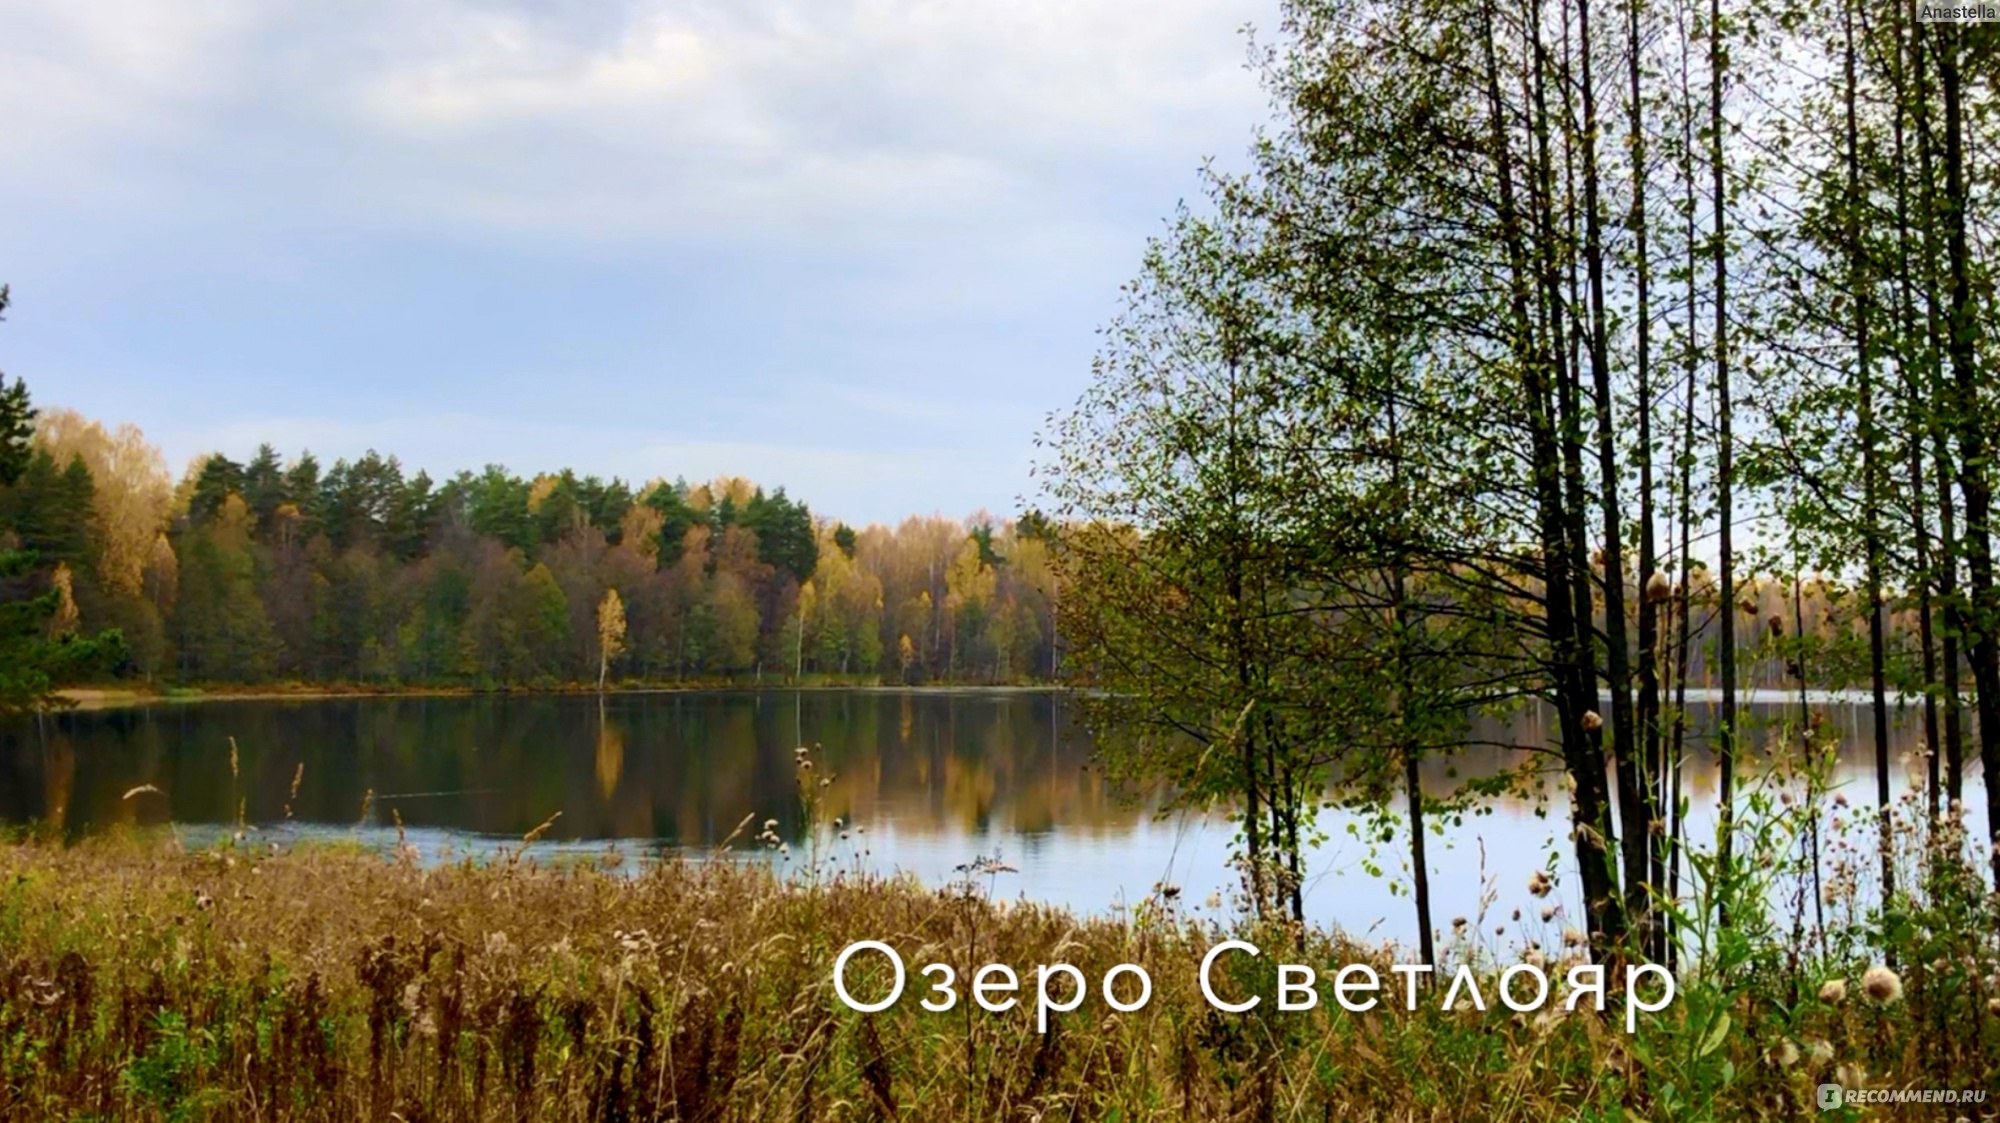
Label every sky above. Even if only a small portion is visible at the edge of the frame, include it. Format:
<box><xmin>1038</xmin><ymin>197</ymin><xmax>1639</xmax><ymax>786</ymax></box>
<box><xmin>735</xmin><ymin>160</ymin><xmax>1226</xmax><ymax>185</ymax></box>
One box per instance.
<box><xmin>0</xmin><ymin>0</ymin><xmax>1276</xmax><ymax>527</ymax></box>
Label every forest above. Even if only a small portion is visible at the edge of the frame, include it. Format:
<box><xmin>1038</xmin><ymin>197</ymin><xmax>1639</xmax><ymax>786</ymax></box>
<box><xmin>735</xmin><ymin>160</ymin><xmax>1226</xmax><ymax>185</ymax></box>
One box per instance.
<box><xmin>0</xmin><ymin>400</ymin><xmax>1058</xmax><ymax>691</ymax></box>
<box><xmin>1042</xmin><ymin>0</ymin><xmax>2000</xmax><ymax>968</ymax></box>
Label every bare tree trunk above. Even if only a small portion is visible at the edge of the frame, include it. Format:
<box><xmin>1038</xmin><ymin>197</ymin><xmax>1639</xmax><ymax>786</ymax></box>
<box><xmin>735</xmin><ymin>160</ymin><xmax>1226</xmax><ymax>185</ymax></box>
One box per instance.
<box><xmin>1707</xmin><ymin>0</ymin><xmax>1739</xmax><ymax>906</ymax></box>
<box><xmin>1484</xmin><ymin>0</ymin><xmax>1623</xmax><ymax>943</ymax></box>
<box><xmin>1580</xmin><ymin>0</ymin><xmax>1650</xmax><ymax>945</ymax></box>
<box><xmin>1529</xmin><ymin>0</ymin><xmax>1626</xmax><ymax>943</ymax></box>
<box><xmin>1912</xmin><ymin>17</ymin><xmax>1966</xmax><ymax>808</ymax></box>
<box><xmin>1937</xmin><ymin>23</ymin><xmax>2000</xmax><ymax>887</ymax></box>
<box><xmin>1664</xmin><ymin>0</ymin><xmax>1703</xmax><ymax>969</ymax></box>
<box><xmin>1845</xmin><ymin>0</ymin><xmax>1896</xmax><ymax>899</ymax></box>
<box><xmin>1887</xmin><ymin>0</ymin><xmax>1943</xmax><ymax>824</ymax></box>
<box><xmin>1223</xmin><ymin>355</ymin><xmax>1267</xmax><ymax>915</ymax></box>
<box><xmin>1387</xmin><ymin>398</ymin><xmax>1434</xmax><ymax>967</ymax></box>
<box><xmin>1629</xmin><ymin>0</ymin><xmax>1667</xmax><ymax>962</ymax></box>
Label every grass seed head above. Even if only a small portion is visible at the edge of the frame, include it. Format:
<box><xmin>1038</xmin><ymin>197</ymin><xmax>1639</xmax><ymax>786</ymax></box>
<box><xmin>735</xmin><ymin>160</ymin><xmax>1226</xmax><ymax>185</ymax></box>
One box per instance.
<box><xmin>1860</xmin><ymin>964</ymin><xmax>1902</xmax><ymax>1005</ymax></box>
<box><xmin>1644</xmin><ymin>570</ymin><xmax>1672</xmax><ymax>603</ymax></box>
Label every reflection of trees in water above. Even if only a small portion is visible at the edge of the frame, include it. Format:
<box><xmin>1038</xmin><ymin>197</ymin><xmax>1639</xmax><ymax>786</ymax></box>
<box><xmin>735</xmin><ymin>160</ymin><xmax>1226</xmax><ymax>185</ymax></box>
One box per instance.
<box><xmin>1394</xmin><ymin>700</ymin><xmax>1940</xmax><ymax>815</ymax></box>
<box><xmin>0</xmin><ymin>693</ymin><xmax>1962</xmax><ymax>844</ymax></box>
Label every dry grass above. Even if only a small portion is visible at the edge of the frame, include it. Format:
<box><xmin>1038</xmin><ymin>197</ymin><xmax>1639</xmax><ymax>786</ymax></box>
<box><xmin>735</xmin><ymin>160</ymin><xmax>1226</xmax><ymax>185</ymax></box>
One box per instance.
<box><xmin>0</xmin><ymin>833</ymin><xmax>1993</xmax><ymax>1122</ymax></box>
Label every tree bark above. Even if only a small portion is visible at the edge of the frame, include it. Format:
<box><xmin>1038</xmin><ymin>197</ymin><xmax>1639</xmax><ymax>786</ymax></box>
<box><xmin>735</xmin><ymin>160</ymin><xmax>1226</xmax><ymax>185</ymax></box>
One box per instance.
<box><xmin>1845</xmin><ymin>0</ymin><xmax>1896</xmax><ymax>899</ymax></box>
<box><xmin>1579</xmin><ymin>0</ymin><xmax>1650</xmax><ymax>947</ymax></box>
<box><xmin>1628</xmin><ymin>0</ymin><xmax>1667</xmax><ymax>962</ymax></box>
<box><xmin>1708</xmin><ymin>0</ymin><xmax>1739</xmax><ymax>906</ymax></box>
<box><xmin>1937</xmin><ymin>24</ymin><xmax>2000</xmax><ymax>886</ymax></box>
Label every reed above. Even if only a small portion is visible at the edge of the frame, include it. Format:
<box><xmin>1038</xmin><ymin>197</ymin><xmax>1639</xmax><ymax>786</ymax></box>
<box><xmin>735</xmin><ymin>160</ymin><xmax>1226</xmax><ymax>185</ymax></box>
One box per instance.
<box><xmin>0</xmin><ymin>820</ymin><xmax>1993</xmax><ymax>1121</ymax></box>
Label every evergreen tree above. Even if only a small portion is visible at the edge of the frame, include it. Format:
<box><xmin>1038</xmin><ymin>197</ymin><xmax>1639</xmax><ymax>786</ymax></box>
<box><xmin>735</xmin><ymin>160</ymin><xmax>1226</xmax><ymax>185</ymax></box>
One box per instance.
<box><xmin>0</xmin><ymin>289</ymin><xmax>124</xmax><ymax>710</ymax></box>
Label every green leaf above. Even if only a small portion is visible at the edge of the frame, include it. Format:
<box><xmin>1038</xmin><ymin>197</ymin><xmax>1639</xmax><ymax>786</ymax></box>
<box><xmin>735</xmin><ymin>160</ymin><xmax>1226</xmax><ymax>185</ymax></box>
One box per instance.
<box><xmin>1697</xmin><ymin>1011</ymin><xmax>1730</xmax><ymax>1059</ymax></box>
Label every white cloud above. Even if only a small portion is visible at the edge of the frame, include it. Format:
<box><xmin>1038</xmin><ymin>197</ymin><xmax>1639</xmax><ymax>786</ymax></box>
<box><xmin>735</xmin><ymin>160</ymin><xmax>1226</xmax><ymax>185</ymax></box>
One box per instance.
<box><xmin>363</xmin><ymin>12</ymin><xmax>718</xmax><ymax>126</ymax></box>
<box><xmin>0</xmin><ymin>1</ymin><xmax>261</xmax><ymax>205</ymax></box>
<box><xmin>0</xmin><ymin>0</ymin><xmax>1270</xmax><ymax>244</ymax></box>
<box><xmin>0</xmin><ymin>0</ymin><xmax>1276</xmax><ymax>521</ymax></box>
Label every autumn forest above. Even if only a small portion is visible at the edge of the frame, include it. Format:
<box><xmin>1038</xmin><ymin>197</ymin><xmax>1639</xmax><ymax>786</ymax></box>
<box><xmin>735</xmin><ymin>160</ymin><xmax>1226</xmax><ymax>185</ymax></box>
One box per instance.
<box><xmin>3</xmin><ymin>409</ymin><xmax>1058</xmax><ymax>689</ymax></box>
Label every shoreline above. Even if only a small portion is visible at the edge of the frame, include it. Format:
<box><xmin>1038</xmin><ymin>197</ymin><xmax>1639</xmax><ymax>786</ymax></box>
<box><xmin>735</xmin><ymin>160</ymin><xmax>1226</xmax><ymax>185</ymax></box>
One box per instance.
<box><xmin>55</xmin><ymin>681</ymin><xmax>1928</xmax><ymax>713</ymax></box>
<box><xmin>52</xmin><ymin>680</ymin><xmax>1066</xmax><ymax>711</ymax></box>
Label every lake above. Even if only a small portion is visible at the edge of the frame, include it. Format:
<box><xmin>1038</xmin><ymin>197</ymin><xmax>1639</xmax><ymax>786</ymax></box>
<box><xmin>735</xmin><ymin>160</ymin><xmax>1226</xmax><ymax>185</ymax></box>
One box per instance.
<box><xmin>1</xmin><ymin>688</ymin><xmax>1988</xmax><ymax>945</ymax></box>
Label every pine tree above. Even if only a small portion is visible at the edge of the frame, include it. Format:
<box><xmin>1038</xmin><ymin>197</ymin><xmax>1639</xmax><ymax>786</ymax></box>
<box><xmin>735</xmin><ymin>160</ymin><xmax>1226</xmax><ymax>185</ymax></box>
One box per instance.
<box><xmin>0</xmin><ymin>288</ymin><xmax>124</xmax><ymax>709</ymax></box>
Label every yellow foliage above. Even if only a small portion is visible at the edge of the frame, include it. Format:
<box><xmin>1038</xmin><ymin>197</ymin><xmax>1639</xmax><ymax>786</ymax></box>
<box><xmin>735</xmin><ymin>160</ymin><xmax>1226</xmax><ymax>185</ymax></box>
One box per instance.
<box><xmin>33</xmin><ymin>409</ymin><xmax>173</xmax><ymax>597</ymax></box>
<box><xmin>944</xmin><ymin>538</ymin><xmax>994</xmax><ymax>609</ymax></box>
<box><xmin>49</xmin><ymin>563</ymin><xmax>79</xmax><ymax>638</ymax></box>
<box><xmin>527</xmin><ymin>474</ymin><xmax>560</xmax><ymax>512</ymax></box>
<box><xmin>619</xmin><ymin>504</ymin><xmax>664</xmax><ymax>562</ymax></box>
<box><xmin>596</xmin><ymin>588</ymin><xmax>628</xmax><ymax>665</ymax></box>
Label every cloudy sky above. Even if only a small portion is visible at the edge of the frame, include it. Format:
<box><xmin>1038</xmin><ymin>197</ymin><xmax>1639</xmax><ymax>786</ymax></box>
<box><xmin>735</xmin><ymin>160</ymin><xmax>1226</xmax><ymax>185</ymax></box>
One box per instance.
<box><xmin>0</xmin><ymin>0</ymin><xmax>1274</xmax><ymax>526</ymax></box>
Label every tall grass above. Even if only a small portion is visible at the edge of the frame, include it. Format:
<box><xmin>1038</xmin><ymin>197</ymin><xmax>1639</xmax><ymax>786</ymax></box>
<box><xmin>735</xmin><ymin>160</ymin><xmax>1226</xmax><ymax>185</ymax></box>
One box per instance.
<box><xmin>0</xmin><ymin>809</ymin><xmax>1994</xmax><ymax>1121</ymax></box>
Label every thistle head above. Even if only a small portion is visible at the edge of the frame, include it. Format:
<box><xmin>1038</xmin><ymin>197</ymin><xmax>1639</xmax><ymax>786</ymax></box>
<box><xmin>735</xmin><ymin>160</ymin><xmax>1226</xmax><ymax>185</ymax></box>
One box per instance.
<box><xmin>1860</xmin><ymin>964</ymin><xmax>1902</xmax><ymax>1005</ymax></box>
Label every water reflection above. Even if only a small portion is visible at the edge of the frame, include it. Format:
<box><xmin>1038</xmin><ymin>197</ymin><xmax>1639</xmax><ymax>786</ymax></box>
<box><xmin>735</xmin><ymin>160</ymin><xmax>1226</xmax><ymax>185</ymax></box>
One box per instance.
<box><xmin>1</xmin><ymin>692</ymin><xmax>1127</xmax><ymax>845</ymax></box>
<box><xmin>0</xmin><ymin>689</ymin><xmax>1987</xmax><ymax>943</ymax></box>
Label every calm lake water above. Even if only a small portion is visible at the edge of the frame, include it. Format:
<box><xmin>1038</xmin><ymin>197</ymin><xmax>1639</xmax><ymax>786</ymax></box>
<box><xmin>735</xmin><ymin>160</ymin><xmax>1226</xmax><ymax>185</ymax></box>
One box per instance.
<box><xmin>0</xmin><ymin>689</ymin><xmax>1988</xmax><ymax>945</ymax></box>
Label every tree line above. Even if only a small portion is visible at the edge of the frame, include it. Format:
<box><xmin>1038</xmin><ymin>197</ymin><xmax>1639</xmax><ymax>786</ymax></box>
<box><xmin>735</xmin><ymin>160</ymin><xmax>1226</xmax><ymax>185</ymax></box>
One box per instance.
<box><xmin>0</xmin><ymin>389</ymin><xmax>1058</xmax><ymax>697</ymax></box>
<box><xmin>1045</xmin><ymin>0</ymin><xmax>2000</xmax><ymax>961</ymax></box>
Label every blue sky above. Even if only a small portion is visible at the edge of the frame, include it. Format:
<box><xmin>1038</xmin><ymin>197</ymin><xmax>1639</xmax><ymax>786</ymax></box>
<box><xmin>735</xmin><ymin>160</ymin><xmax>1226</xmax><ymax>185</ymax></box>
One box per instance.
<box><xmin>0</xmin><ymin>0</ymin><xmax>1273</xmax><ymax>526</ymax></box>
